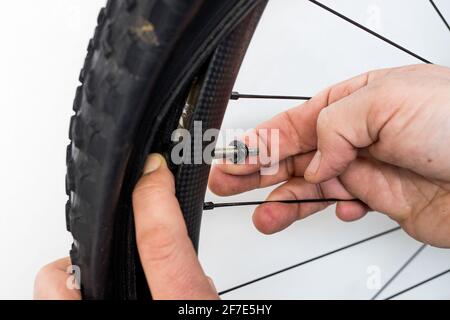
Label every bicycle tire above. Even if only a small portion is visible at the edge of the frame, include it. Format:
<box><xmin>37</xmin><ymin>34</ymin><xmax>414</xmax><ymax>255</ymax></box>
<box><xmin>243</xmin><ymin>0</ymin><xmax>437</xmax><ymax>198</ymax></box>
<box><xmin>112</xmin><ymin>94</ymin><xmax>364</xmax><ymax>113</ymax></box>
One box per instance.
<box><xmin>67</xmin><ymin>0</ymin><xmax>267</xmax><ymax>300</ymax></box>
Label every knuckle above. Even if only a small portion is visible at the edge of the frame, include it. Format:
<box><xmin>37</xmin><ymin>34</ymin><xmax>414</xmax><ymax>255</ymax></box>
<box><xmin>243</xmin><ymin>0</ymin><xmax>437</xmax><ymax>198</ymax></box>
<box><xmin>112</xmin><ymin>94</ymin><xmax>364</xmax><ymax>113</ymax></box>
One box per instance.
<box><xmin>401</xmin><ymin>64</ymin><xmax>425</xmax><ymax>73</ymax></box>
<box><xmin>137</xmin><ymin>224</ymin><xmax>179</xmax><ymax>264</ymax></box>
<box><xmin>208</xmin><ymin>178</ymin><xmax>227</xmax><ymax>196</ymax></box>
<box><xmin>367</xmin><ymin>78</ymin><xmax>384</xmax><ymax>93</ymax></box>
<box><xmin>133</xmin><ymin>176</ymin><xmax>172</xmax><ymax>203</ymax></box>
<box><xmin>133</xmin><ymin>184</ymin><xmax>162</xmax><ymax>202</ymax></box>
<box><xmin>207</xmin><ymin>170</ymin><xmax>227</xmax><ymax>196</ymax></box>
<box><xmin>329</xmin><ymin>84</ymin><xmax>350</xmax><ymax>104</ymax></box>
<box><xmin>282</xmin><ymin>111</ymin><xmax>304</xmax><ymax>152</ymax></box>
<box><xmin>34</xmin><ymin>261</ymin><xmax>59</xmax><ymax>287</ymax></box>
<box><xmin>35</xmin><ymin>265</ymin><xmax>50</xmax><ymax>283</ymax></box>
<box><xmin>317</xmin><ymin>109</ymin><xmax>332</xmax><ymax>133</ymax></box>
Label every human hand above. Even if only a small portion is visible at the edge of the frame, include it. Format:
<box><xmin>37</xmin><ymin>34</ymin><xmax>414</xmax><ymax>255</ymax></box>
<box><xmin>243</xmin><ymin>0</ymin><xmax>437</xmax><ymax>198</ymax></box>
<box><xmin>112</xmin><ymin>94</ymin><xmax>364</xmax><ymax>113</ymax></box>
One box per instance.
<box><xmin>34</xmin><ymin>154</ymin><xmax>218</xmax><ymax>300</ymax></box>
<box><xmin>209</xmin><ymin>64</ymin><xmax>450</xmax><ymax>248</ymax></box>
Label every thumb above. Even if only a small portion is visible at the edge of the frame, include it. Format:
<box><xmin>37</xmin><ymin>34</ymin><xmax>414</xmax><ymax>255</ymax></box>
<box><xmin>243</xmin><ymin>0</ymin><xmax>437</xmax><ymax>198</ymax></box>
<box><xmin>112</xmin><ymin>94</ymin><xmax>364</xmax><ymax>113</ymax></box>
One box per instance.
<box><xmin>133</xmin><ymin>154</ymin><xmax>218</xmax><ymax>300</ymax></box>
<box><xmin>34</xmin><ymin>257</ymin><xmax>82</xmax><ymax>300</ymax></box>
<box><xmin>305</xmin><ymin>86</ymin><xmax>383</xmax><ymax>183</ymax></box>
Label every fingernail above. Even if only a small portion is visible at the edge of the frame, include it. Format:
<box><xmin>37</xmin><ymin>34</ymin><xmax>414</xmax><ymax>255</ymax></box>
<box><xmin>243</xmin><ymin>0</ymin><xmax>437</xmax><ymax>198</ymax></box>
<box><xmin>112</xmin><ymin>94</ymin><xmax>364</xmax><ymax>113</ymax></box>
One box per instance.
<box><xmin>306</xmin><ymin>150</ymin><xmax>321</xmax><ymax>176</ymax></box>
<box><xmin>144</xmin><ymin>154</ymin><xmax>165</xmax><ymax>175</ymax></box>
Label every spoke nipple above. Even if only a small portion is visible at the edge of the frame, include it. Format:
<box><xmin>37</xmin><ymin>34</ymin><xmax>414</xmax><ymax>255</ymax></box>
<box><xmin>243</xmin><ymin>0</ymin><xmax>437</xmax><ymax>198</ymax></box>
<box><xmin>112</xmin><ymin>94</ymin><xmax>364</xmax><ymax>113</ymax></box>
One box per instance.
<box><xmin>230</xmin><ymin>91</ymin><xmax>240</xmax><ymax>100</ymax></box>
<box><xmin>203</xmin><ymin>202</ymin><xmax>215</xmax><ymax>211</ymax></box>
<box><xmin>213</xmin><ymin>140</ymin><xmax>257</xmax><ymax>163</ymax></box>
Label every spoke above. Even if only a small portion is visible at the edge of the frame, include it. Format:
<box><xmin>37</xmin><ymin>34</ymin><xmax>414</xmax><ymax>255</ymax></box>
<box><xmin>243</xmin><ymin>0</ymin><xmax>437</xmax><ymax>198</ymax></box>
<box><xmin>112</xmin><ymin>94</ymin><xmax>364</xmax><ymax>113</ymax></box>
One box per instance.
<box><xmin>204</xmin><ymin>198</ymin><xmax>357</xmax><ymax>211</ymax></box>
<box><xmin>371</xmin><ymin>244</ymin><xmax>426</xmax><ymax>300</ymax></box>
<box><xmin>231</xmin><ymin>91</ymin><xmax>312</xmax><ymax>101</ymax></box>
<box><xmin>308</xmin><ymin>0</ymin><xmax>432</xmax><ymax>64</ymax></box>
<box><xmin>219</xmin><ymin>226</ymin><xmax>401</xmax><ymax>296</ymax></box>
<box><xmin>429</xmin><ymin>0</ymin><xmax>450</xmax><ymax>32</ymax></box>
<box><xmin>385</xmin><ymin>268</ymin><xmax>450</xmax><ymax>300</ymax></box>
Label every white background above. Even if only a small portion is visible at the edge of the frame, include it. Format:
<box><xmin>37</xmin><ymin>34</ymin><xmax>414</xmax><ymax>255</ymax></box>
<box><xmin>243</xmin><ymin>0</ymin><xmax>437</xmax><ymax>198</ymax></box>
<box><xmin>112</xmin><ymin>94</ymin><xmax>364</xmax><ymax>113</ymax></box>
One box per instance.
<box><xmin>0</xmin><ymin>0</ymin><xmax>449</xmax><ymax>299</ymax></box>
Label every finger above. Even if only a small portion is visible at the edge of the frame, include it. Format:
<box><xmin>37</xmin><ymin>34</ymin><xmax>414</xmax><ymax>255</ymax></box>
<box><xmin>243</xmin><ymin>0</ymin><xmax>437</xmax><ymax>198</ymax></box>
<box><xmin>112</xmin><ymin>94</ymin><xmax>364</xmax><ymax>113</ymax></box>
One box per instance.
<box><xmin>209</xmin><ymin>152</ymin><xmax>315</xmax><ymax>196</ymax></box>
<box><xmin>304</xmin><ymin>69</ymin><xmax>396</xmax><ymax>183</ymax></box>
<box><xmin>133</xmin><ymin>154</ymin><xmax>218</xmax><ymax>300</ymax></box>
<box><xmin>319</xmin><ymin>175</ymin><xmax>369</xmax><ymax>222</ymax></box>
<box><xmin>212</xmin><ymin>98</ymin><xmax>327</xmax><ymax>177</ymax></box>
<box><xmin>214</xmin><ymin>69</ymin><xmax>391</xmax><ymax>179</ymax></box>
<box><xmin>253</xmin><ymin>176</ymin><xmax>368</xmax><ymax>234</ymax></box>
<box><xmin>252</xmin><ymin>178</ymin><xmax>327</xmax><ymax>234</ymax></box>
<box><xmin>34</xmin><ymin>257</ymin><xmax>81</xmax><ymax>300</ymax></box>
<box><xmin>207</xmin><ymin>277</ymin><xmax>217</xmax><ymax>292</ymax></box>
<box><xmin>335</xmin><ymin>199</ymin><xmax>369</xmax><ymax>222</ymax></box>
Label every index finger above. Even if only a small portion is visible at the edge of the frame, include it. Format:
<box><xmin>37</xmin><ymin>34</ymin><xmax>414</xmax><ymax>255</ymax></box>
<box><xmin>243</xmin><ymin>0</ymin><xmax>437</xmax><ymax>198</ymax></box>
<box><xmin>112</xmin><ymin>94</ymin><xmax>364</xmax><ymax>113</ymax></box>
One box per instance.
<box><xmin>210</xmin><ymin>69</ymin><xmax>390</xmax><ymax>182</ymax></box>
<box><xmin>213</xmin><ymin>70</ymin><xmax>385</xmax><ymax>178</ymax></box>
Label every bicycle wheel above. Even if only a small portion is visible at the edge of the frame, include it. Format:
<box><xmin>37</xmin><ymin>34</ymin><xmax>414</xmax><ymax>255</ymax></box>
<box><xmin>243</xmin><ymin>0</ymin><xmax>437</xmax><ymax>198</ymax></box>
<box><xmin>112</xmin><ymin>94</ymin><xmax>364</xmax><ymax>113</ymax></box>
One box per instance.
<box><xmin>68</xmin><ymin>0</ymin><xmax>450</xmax><ymax>300</ymax></box>
<box><xmin>66</xmin><ymin>0</ymin><xmax>267</xmax><ymax>299</ymax></box>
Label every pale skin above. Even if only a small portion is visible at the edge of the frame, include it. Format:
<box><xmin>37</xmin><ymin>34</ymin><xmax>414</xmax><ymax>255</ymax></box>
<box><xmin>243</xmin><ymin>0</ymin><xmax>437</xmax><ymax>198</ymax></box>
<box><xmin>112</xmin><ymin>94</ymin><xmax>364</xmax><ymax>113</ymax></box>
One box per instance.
<box><xmin>34</xmin><ymin>64</ymin><xmax>450</xmax><ymax>299</ymax></box>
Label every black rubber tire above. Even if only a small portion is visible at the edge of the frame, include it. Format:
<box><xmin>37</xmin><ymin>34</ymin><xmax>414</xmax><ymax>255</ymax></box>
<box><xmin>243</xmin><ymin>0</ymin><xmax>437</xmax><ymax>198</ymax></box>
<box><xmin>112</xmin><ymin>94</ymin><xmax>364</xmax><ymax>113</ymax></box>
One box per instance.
<box><xmin>67</xmin><ymin>0</ymin><xmax>267</xmax><ymax>299</ymax></box>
